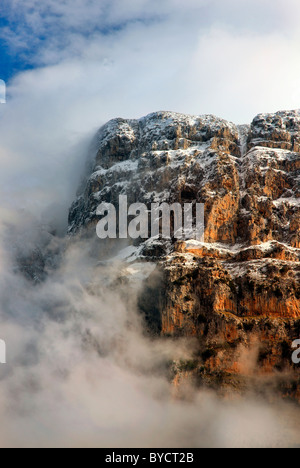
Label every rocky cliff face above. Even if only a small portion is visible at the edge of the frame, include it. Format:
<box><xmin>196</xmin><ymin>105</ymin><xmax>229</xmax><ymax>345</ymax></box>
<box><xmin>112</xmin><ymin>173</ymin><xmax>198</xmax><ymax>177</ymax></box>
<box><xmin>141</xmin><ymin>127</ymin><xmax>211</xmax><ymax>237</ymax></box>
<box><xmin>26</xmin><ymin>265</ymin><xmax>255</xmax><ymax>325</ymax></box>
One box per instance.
<box><xmin>69</xmin><ymin>110</ymin><xmax>300</xmax><ymax>399</ymax></box>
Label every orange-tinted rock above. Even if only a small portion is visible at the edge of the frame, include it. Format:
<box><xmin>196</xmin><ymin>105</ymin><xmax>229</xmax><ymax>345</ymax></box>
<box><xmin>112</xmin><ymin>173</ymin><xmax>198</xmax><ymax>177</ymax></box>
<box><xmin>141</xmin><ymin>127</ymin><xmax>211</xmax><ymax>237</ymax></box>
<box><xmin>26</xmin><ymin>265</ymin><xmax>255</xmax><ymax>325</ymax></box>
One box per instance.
<box><xmin>70</xmin><ymin>110</ymin><xmax>300</xmax><ymax>400</ymax></box>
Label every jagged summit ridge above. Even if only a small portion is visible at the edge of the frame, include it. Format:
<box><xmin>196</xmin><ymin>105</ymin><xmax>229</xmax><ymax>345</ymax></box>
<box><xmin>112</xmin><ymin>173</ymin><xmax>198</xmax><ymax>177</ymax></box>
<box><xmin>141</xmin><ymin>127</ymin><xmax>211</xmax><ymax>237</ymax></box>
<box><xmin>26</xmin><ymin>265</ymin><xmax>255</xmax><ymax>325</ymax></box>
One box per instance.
<box><xmin>90</xmin><ymin>111</ymin><xmax>239</xmax><ymax>168</ymax></box>
<box><xmin>251</xmin><ymin>109</ymin><xmax>300</xmax><ymax>152</ymax></box>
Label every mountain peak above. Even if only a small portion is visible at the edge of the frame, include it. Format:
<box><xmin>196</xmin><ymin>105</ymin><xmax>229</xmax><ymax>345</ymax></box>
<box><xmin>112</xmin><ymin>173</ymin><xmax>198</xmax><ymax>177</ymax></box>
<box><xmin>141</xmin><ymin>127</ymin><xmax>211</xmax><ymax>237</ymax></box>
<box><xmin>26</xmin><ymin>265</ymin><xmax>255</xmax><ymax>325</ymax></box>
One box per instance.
<box><xmin>68</xmin><ymin>109</ymin><xmax>300</xmax><ymax>399</ymax></box>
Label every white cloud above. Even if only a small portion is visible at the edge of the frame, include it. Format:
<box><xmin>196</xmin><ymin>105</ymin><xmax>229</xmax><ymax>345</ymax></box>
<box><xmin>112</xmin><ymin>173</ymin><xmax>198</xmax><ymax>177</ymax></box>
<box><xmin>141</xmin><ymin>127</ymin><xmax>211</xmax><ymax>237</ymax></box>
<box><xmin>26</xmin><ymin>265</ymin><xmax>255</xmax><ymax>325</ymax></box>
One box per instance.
<box><xmin>2</xmin><ymin>0</ymin><xmax>300</xmax><ymax>62</ymax></box>
<box><xmin>0</xmin><ymin>210</ymin><xmax>298</xmax><ymax>448</ymax></box>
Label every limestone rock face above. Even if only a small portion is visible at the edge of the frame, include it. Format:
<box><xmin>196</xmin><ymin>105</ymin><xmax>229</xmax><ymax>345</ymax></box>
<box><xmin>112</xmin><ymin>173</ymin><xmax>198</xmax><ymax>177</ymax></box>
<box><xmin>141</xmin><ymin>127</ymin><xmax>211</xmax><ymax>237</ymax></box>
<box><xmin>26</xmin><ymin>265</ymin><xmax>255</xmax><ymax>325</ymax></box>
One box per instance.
<box><xmin>250</xmin><ymin>110</ymin><xmax>300</xmax><ymax>153</ymax></box>
<box><xmin>69</xmin><ymin>110</ymin><xmax>300</xmax><ymax>399</ymax></box>
<box><xmin>68</xmin><ymin>111</ymin><xmax>241</xmax><ymax>246</ymax></box>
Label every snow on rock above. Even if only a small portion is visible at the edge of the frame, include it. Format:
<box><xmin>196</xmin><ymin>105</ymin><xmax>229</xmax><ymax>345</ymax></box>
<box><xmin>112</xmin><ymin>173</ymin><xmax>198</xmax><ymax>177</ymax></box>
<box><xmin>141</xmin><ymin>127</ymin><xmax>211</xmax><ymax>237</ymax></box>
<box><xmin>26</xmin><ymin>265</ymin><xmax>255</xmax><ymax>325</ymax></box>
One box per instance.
<box><xmin>69</xmin><ymin>109</ymin><xmax>299</xmax><ymax>254</ymax></box>
<box><xmin>67</xmin><ymin>109</ymin><xmax>300</xmax><ymax>399</ymax></box>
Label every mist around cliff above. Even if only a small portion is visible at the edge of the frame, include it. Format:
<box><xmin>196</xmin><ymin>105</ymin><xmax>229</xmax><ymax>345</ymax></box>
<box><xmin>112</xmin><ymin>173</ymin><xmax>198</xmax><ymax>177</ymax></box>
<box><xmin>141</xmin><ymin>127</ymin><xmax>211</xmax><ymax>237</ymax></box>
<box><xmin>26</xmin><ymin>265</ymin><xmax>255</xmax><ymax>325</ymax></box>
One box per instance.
<box><xmin>0</xmin><ymin>99</ymin><xmax>298</xmax><ymax>451</ymax></box>
<box><xmin>0</xmin><ymin>205</ymin><xmax>298</xmax><ymax>448</ymax></box>
<box><xmin>1</xmin><ymin>0</ymin><xmax>300</xmax><ymax>445</ymax></box>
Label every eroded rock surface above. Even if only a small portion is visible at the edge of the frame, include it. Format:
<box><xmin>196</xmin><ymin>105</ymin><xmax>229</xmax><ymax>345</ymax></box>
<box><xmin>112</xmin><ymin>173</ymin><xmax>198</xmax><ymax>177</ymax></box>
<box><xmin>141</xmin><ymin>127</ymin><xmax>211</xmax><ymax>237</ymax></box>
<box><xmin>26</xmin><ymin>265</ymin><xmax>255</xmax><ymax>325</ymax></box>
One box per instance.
<box><xmin>69</xmin><ymin>110</ymin><xmax>300</xmax><ymax>399</ymax></box>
